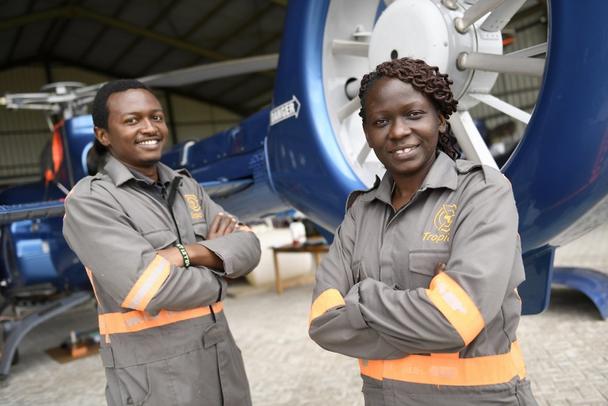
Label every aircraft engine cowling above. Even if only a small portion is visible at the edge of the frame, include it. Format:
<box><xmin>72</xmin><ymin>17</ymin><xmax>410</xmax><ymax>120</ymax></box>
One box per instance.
<box><xmin>269</xmin><ymin>0</ymin><xmax>608</xmax><ymax>248</ymax></box>
<box><xmin>267</xmin><ymin>0</ymin><xmax>608</xmax><ymax>314</ymax></box>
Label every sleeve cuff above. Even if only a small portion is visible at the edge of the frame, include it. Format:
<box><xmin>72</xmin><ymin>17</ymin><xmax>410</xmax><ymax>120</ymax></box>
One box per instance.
<box><xmin>198</xmin><ymin>238</ymin><xmax>232</xmax><ymax>276</ymax></box>
<box><xmin>344</xmin><ymin>283</ymin><xmax>368</xmax><ymax>330</ymax></box>
<box><xmin>198</xmin><ymin>231</ymin><xmax>260</xmax><ymax>278</ymax></box>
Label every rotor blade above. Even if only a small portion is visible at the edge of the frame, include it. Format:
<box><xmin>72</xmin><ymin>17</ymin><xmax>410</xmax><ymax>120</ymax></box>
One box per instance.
<box><xmin>480</xmin><ymin>0</ymin><xmax>526</xmax><ymax>32</ymax></box>
<box><xmin>0</xmin><ymin>201</ymin><xmax>65</xmax><ymax>225</ymax></box>
<box><xmin>4</xmin><ymin>55</ymin><xmax>280</xmax><ymax>107</ymax></box>
<box><xmin>449</xmin><ymin>111</ymin><xmax>498</xmax><ymax>169</ymax></box>
<box><xmin>458</xmin><ymin>52</ymin><xmax>545</xmax><ymax>76</ymax></box>
<box><xmin>1</xmin><ymin>92</ymin><xmax>56</xmax><ymax>109</ymax></box>
<box><xmin>74</xmin><ymin>83</ymin><xmax>105</xmax><ymax>97</ymax></box>
<box><xmin>357</xmin><ymin>144</ymin><xmax>372</xmax><ymax>165</ymax></box>
<box><xmin>337</xmin><ymin>96</ymin><xmax>361</xmax><ymax>122</ymax></box>
<box><xmin>455</xmin><ymin>0</ymin><xmax>504</xmax><ymax>32</ymax></box>
<box><xmin>0</xmin><ymin>102</ymin><xmax>61</xmax><ymax>112</ymax></box>
<box><xmin>1</xmin><ymin>92</ymin><xmax>55</xmax><ymax>103</ymax></box>
<box><xmin>506</xmin><ymin>42</ymin><xmax>547</xmax><ymax>58</ymax></box>
<box><xmin>332</xmin><ymin>39</ymin><xmax>369</xmax><ymax>57</ymax></box>
<box><xmin>469</xmin><ymin>93</ymin><xmax>532</xmax><ymax>124</ymax></box>
<box><xmin>138</xmin><ymin>54</ymin><xmax>279</xmax><ymax>87</ymax></box>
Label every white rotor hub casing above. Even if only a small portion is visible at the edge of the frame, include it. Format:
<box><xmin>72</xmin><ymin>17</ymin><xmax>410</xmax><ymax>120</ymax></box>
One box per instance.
<box><xmin>368</xmin><ymin>0</ymin><xmax>451</xmax><ymax>84</ymax></box>
<box><xmin>323</xmin><ymin>0</ymin><xmax>503</xmax><ymax>186</ymax></box>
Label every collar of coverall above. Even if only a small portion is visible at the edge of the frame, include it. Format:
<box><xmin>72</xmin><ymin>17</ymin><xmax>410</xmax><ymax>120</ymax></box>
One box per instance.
<box><xmin>102</xmin><ymin>154</ymin><xmax>177</xmax><ymax>187</ymax></box>
<box><xmin>369</xmin><ymin>150</ymin><xmax>458</xmax><ymax>206</ymax></box>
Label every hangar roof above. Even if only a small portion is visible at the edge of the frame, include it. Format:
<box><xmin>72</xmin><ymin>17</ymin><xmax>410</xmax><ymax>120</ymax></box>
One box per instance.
<box><xmin>0</xmin><ymin>0</ymin><xmax>287</xmax><ymax>116</ymax></box>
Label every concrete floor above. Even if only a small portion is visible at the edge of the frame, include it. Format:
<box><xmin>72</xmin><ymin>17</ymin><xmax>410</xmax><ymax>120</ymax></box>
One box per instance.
<box><xmin>1</xmin><ymin>225</ymin><xmax>608</xmax><ymax>405</ymax></box>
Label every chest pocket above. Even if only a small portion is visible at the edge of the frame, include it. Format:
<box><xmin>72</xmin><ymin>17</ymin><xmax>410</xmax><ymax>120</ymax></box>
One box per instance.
<box><xmin>408</xmin><ymin>249</ymin><xmax>449</xmax><ymax>289</ymax></box>
<box><xmin>192</xmin><ymin>221</ymin><xmax>209</xmax><ymax>242</ymax></box>
<box><xmin>142</xmin><ymin>228</ymin><xmax>177</xmax><ymax>250</ymax></box>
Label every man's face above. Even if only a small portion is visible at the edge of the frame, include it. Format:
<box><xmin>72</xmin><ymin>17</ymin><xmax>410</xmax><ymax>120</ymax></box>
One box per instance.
<box><xmin>363</xmin><ymin>77</ymin><xmax>445</xmax><ymax>180</ymax></box>
<box><xmin>95</xmin><ymin>89</ymin><xmax>168</xmax><ymax>171</ymax></box>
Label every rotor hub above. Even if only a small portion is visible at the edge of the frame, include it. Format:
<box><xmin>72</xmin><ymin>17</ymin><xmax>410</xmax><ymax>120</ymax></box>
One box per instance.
<box><xmin>368</xmin><ymin>0</ymin><xmax>502</xmax><ymax>106</ymax></box>
<box><xmin>369</xmin><ymin>0</ymin><xmax>450</xmax><ymax>75</ymax></box>
<box><xmin>40</xmin><ymin>82</ymin><xmax>86</xmax><ymax>95</ymax></box>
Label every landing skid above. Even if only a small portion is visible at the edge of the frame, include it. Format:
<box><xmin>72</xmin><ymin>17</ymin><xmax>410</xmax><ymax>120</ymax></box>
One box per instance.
<box><xmin>0</xmin><ymin>291</ymin><xmax>92</xmax><ymax>379</ymax></box>
<box><xmin>552</xmin><ymin>267</ymin><xmax>608</xmax><ymax>320</ymax></box>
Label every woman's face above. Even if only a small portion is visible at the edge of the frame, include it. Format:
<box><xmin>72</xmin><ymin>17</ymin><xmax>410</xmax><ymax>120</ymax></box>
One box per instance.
<box><xmin>363</xmin><ymin>77</ymin><xmax>446</xmax><ymax>181</ymax></box>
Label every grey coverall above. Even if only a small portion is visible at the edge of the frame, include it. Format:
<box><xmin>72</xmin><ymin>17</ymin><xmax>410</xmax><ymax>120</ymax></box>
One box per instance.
<box><xmin>63</xmin><ymin>155</ymin><xmax>261</xmax><ymax>406</ymax></box>
<box><xmin>309</xmin><ymin>152</ymin><xmax>537</xmax><ymax>405</ymax></box>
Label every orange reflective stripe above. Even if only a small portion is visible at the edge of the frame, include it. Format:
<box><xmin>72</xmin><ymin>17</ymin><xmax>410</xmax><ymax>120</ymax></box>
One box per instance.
<box><xmin>426</xmin><ymin>272</ymin><xmax>484</xmax><ymax>345</ymax></box>
<box><xmin>98</xmin><ymin>302</ymin><xmax>223</xmax><ymax>335</ymax></box>
<box><xmin>85</xmin><ymin>268</ymin><xmax>101</xmax><ymax>303</ymax></box>
<box><xmin>511</xmin><ymin>341</ymin><xmax>526</xmax><ymax>378</ymax></box>
<box><xmin>309</xmin><ymin>288</ymin><xmax>345</xmax><ymax>324</ymax></box>
<box><xmin>358</xmin><ymin>359</ymin><xmax>383</xmax><ymax>381</ymax></box>
<box><xmin>121</xmin><ymin>255</ymin><xmax>171</xmax><ymax>311</ymax></box>
<box><xmin>85</xmin><ymin>268</ymin><xmax>110</xmax><ymax>343</ymax></box>
<box><xmin>360</xmin><ymin>341</ymin><xmax>526</xmax><ymax>386</ymax></box>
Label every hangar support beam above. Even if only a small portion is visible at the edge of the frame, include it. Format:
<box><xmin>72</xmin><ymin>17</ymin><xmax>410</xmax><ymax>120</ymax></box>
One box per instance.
<box><xmin>107</xmin><ymin>0</ymin><xmax>182</xmax><ymax>69</ymax></box>
<box><xmin>0</xmin><ymin>6</ymin><xmax>222</xmax><ymax>61</ymax></box>
<box><xmin>0</xmin><ymin>5</ymin><xmax>276</xmax><ymax>83</ymax></box>
<box><xmin>77</xmin><ymin>2</ymin><xmax>130</xmax><ymax>61</ymax></box>
<box><xmin>212</xmin><ymin>2</ymin><xmax>276</xmax><ymax>49</ymax></box>
<box><xmin>5</xmin><ymin>0</ymin><xmax>35</xmax><ymax>63</ymax></box>
<box><xmin>132</xmin><ymin>0</ymin><xmax>234</xmax><ymax>78</ymax></box>
<box><xmin>71</xmin><ymin>6</ymin><xmax>228</xmax><ymax>61</ymax></box>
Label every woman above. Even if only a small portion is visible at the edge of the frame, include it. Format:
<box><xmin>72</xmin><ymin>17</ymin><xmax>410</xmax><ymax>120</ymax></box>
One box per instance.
<box><xmin>309</xmin><ymin>58</ymin><xmax>537</xmax><ymax>405</ymax></box>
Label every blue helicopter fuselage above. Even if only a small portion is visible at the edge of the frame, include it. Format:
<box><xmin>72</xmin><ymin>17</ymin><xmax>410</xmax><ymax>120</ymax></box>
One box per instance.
<box><xmin>1</xmin><ymin>0</ymin><xmax>608</xmax><ymax>316</ymax></box>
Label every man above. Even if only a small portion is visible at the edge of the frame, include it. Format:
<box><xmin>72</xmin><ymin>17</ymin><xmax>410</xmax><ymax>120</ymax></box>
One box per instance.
<box><xmin>63</xmin><ymin>79</ymin><xmax>260</xmax><ymax>405</ymax></box>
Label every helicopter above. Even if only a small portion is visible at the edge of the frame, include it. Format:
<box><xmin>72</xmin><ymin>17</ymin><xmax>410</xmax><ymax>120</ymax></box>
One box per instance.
<box><xmin>1</xmin><ymin>0</ymin><xmax>608</xmax><ymax>380</ymax></box>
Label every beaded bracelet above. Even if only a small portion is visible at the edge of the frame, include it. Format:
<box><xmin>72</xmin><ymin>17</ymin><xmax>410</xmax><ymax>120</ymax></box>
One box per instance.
<box><xmin>175</xmin><ymin>243</ymin><xmax>191</xmax><ymax>268</ymax></box>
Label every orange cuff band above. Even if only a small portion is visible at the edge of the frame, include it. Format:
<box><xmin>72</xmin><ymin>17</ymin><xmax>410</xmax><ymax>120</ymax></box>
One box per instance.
<box><xmin>309</xmin><ymin>288</ymin><xmax>345</xmax><ymax>324</ymax></box>
<box><xmin>426</xmin><ymin>272</ymin><xmax>484</xmax><ymax>345</ymax></box>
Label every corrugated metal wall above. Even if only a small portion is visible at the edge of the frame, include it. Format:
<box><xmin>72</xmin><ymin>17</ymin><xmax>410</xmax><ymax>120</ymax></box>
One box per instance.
<box><xmin>0</xmin><ymin>65</ymin><xmax>241</xmax><ymax>186</ymax></box>
<box><xmin>0</xmin><ymin>67</ymin><xmax>51</xmax><ymax>184</ymax></box>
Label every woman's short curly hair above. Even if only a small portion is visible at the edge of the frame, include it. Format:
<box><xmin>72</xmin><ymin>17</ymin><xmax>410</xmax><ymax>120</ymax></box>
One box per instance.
<box><xmin>359</xmin><ymin>58</ymin><xmax>460</xmax><ymax>160</ymax></box>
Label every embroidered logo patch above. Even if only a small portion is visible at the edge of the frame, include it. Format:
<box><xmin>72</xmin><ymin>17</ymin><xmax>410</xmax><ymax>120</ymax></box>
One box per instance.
<box><xmin>423</xmin><ymin>204</ymin><xmax>457</xmax><ymax>243</ymax></box>
<box><xmin>184</xmin><ymin>194</ymin><xmax>203</xmax><ymax>219</ymax></box>
<box><xmin>433</xmin><ymin>204</ymin><xmax>457</xmax><ymax>233</ymax></box>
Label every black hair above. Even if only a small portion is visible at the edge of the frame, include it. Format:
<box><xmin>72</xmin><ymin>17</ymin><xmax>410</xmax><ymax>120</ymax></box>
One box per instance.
<box><xmin>359</xmin><ymin>58</ymin><xmax>460</xmax><ymax>160</ymax></box>
<box><xmin>91</xmin><ymin>79</ymin><xmax>152</xmax><ymax>155</ymax></box>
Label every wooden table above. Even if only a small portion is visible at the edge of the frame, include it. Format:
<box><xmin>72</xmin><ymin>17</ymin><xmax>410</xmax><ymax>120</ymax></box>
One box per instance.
<box><xmin>271</xmin><ymin>243</ymin><xmax>329</xmax><ymax>294</ymax></box>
